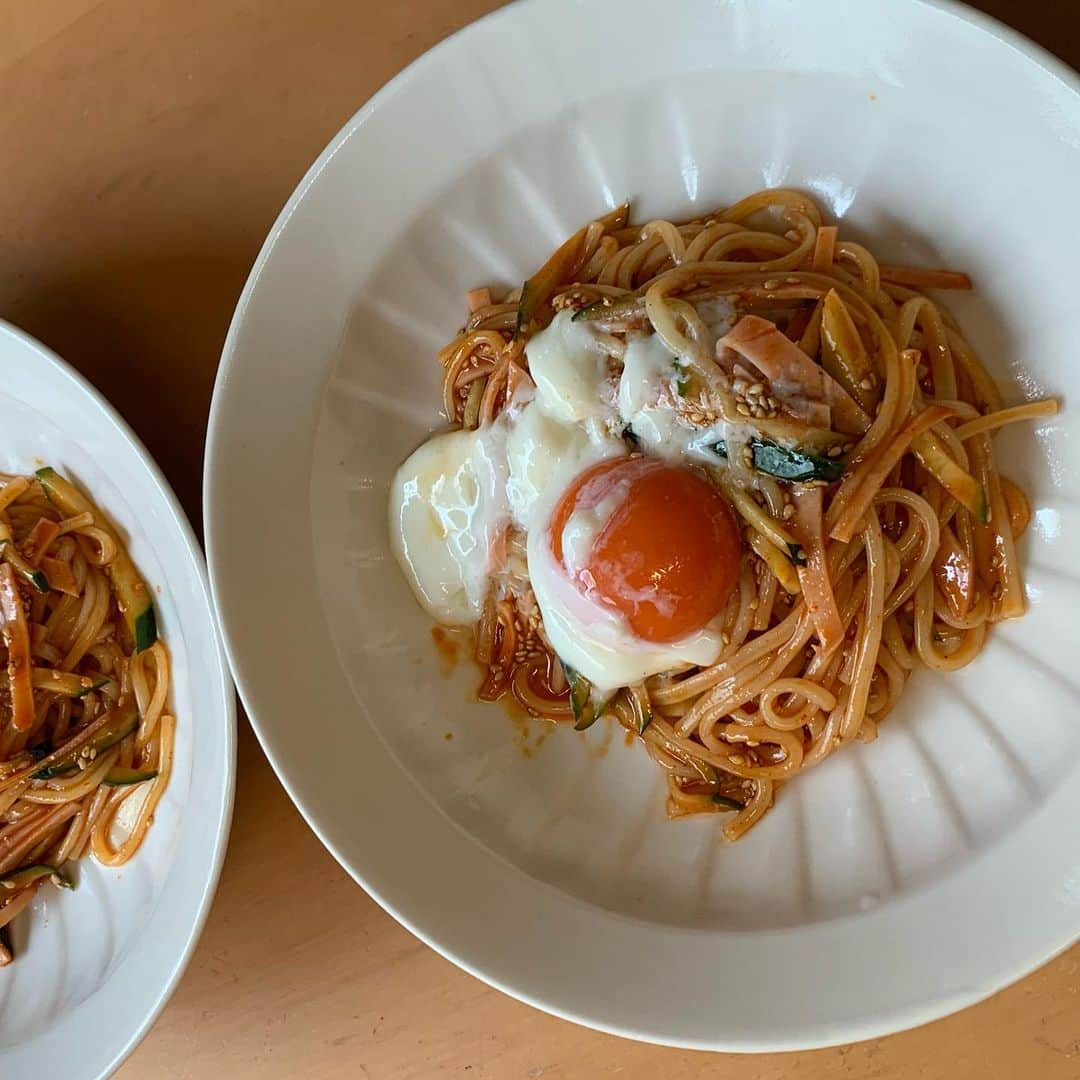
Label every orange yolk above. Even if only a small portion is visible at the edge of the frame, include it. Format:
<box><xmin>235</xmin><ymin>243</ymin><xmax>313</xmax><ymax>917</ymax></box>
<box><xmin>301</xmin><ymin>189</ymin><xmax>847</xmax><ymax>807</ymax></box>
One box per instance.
<box><xmin>549</xmin><ymin>458</ymin><xmax>742</xmax><ymax>643</ymax></box>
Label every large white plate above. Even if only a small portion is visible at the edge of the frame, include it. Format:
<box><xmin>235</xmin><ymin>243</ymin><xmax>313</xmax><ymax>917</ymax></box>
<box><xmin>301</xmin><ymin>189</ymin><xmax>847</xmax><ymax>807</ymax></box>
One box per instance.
<box><xmin>0</xmin><ymin>321</ymin><xmax>235</xmax><ymax>1077</ymax></box>
<box><xmin>205</xmin><ymin>0</ymin><xmax>1080</xmax><ymax>1051</ymax></box>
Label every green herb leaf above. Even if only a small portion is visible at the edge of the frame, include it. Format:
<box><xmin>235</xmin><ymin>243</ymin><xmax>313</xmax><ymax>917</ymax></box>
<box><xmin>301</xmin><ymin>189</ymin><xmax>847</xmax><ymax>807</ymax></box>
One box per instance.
<box><xmin>709</xmin><ymin>438</ymin><xmax>844</xmax><ymax>484</ymax></box>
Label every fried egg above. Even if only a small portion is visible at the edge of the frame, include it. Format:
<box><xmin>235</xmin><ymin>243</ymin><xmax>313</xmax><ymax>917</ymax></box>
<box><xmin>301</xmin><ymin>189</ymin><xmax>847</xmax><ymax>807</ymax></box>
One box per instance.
<box><xmin>390</xmin><ymin>312</ymin><xmax>742</xmax><ymax>690</ymax></box>
<box><xmin>529</xmin><ymin>456</ymin><xmax>739</xmax><ymax>691</ymax></box>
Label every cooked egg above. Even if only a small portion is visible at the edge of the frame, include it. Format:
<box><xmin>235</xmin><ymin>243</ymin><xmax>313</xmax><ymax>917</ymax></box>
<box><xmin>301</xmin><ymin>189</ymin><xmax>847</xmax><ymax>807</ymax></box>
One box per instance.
<box><xmin>528</xmin><ymin>530</ymin><xmax>725</xmax><ymax>691</ymax></box>
<box><xmin>695</xmin><ymin>296</ymin><xmax>737</xmax><ymax>345</ymax></box>
<box><xmin>391</xmin><ymin>385</ymin><xmax>621</xmax><ymax>626</ymax></box>
<box><xmin>617</xmin><ymin>332</ymin><xmax>689</xmax><ymax>460</ymax></box>
<box><xmin>391</xmin><ymin>309</ymin><xmax>743</xmax><ymax>689</ymax></box>
<box><xmin>525</xmin><ymin>308</ymin><xmax>613</xmax><ymax>425</ymax></box>
<box><xmin>616</xmin><ymin>332</ymin><xmax>726</xmax><ymax>462</ymax></box>
<box><xmin>530</xmin><ymin>457</ymin><xmax>740</xmax><ymax>691</ymax></box>
<box><xmin>389</xmin><ymin>424</ymin><xmax>508</xmax><ymax>624</ymax></box>
<box><xmin>505</xmin><ymin>401</ymin><xmax>619</xmax><ymax>528</ymax></box>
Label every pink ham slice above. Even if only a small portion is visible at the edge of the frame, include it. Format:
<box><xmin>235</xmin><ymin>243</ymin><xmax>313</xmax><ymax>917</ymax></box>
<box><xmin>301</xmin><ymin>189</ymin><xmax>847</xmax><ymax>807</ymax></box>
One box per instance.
<box><xmin>719</xmin><ymin>315</ymin><xmax>871</xmax><ymax>435</ymax></box>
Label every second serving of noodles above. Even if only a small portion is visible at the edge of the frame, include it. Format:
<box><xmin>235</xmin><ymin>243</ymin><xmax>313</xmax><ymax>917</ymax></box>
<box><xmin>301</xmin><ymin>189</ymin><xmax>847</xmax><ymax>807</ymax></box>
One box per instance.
<box><xmin>0</xmin><ymin>468</ymin><xmax>173</xmax><ymax>963</ymax></box>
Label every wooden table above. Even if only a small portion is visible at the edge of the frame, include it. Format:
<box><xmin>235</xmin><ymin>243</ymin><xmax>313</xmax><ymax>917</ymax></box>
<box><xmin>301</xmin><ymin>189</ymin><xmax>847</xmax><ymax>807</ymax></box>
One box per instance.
<box><xmin>2</xmin><ymin>2</ymin><xmax>1079</xmax><ymax>1076</ymax></box>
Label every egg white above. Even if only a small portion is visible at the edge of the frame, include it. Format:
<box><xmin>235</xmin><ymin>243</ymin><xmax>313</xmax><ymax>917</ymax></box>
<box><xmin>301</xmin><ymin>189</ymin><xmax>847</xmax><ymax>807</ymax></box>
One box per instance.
<box><xmin>524</xmin><ymin>308</ymin><xmax>612</xmax><ymax>424</ymax></box>
<box><xmin>389</xmin><ymin>424</ymin><xmax>509</xmax><ymax>625</ymax></box>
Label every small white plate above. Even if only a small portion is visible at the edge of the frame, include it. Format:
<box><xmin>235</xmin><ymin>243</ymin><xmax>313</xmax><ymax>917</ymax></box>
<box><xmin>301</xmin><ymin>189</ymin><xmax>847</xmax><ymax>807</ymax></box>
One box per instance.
<box><xmin>0</xmin><ymin>321</ymin><xmax>235</xmax><ymax>1077</ymax></box>
<box><xmin>206</xmin><ymin>0</ymin><xmax>1080</xmax><ymax>1051</ymax></box>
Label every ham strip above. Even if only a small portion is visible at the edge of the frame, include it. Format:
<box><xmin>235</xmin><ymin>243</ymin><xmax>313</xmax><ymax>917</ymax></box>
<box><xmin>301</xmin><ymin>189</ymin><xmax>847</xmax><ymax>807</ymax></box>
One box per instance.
<box><xmin>719</xmin><ymin>315</ymin><xmax>871</xmax><ymax>435</ymax></box>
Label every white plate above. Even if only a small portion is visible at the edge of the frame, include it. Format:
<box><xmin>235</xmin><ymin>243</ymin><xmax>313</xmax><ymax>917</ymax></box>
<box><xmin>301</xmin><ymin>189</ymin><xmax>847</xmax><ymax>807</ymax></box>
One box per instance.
<box><xmin>0</xmin><ymin>321</ymin><xmax>235</xmax><ymax>1077</ymax></box>
<box><xmin>205</xmin><ymin>0</ymin><xmax>1080</xmax><ymax>1051</ymax></box>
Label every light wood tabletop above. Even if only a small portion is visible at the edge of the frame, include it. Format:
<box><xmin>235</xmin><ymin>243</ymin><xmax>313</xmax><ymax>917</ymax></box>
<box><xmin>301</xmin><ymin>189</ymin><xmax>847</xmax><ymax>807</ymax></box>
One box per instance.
<box><xmin>3</xmin><ymin>1</ymin><xmax>1080</xmax><ymax>1076</ymax></box>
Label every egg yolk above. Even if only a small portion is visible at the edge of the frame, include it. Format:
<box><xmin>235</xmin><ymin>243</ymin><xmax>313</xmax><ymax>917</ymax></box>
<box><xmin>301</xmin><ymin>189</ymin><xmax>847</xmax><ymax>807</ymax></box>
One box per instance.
<box><xmin>549</xmin><ymin>458</ymin><xmax>741</xmax><ymax>643</ymax></box>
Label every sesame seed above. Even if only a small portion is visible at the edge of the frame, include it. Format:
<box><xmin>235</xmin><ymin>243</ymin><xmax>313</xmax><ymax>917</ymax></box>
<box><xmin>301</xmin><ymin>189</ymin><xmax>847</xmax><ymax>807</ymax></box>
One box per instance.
<box><xmin>749</xmin><ymin>598</ymin><xmax>759</xmax><ymax>611</ymax></box>
<box><xmin>767</xmin><ymin>396</ymin><xmax>780</xmax><ymax>410</ymax></box>
<box><xmin>827</xmin><ymin>445</ymin><xmax>843</xmax><ymax>458</ymax></box>
<box><xmin>736</xmin><ymin>403</ymin><xmax>751</xmax><ymax>417</ymax></box>
<box><xmin>751</xmin><ymin>405</ymin><xmax>766</xmax><ymax>418</ymax></box>
<box><xmin>782</xmin><ymin>503</ymin><xmax>795</xmax><ymax>520</ymax></box>
<box><xmin>741</xmin><ymin>448</ymin><xmax>753</xmax><ymax>467</ymax></box>
<box><xmin>733</xmin><ymin>378</ymin><xmax>748</xmax><ymax>394</ymax></box>
<box><xmin>721</xmin><ymin>632</ymin><xmax>731</xmax><ymax>645</ymax></box>
<box><xmin>859</xmin><ymin>377</ymin><xmax>875</xmax><ymax>391</ymax></box>
<box><xmin>729</xmin><ymin>754</ymin><xmax>748</xmax><ymax>766</ymax></box>
<box><xmin>747</xmin><ymin>382</ymin><xmax>765</xmax><ymax>396</ymax></box>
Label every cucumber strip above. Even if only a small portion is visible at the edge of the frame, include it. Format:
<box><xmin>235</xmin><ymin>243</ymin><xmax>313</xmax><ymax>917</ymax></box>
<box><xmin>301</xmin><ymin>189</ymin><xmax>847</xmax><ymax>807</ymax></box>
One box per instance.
<box><xmin>461</xmin><ymin>376</ymin><xmax>486</xmax><ymax>429</ymax></box>
<box><xmin>561</xmin><ymin>661</ymin><xmax>611</xmax><ymax>731</ymax></box>
<box><xmin>570</xmin><ymin>292</ymin><xmax>641</xmax><ymax>324</ymax></box>
<box><xmin>708</xmin><ymin>794</ymin><xmax>743</xmax><ymax>812</ymax></box>
<box><xmin>711</xmin><ymin>794</ymin><xmax>744</xmax><ymax>811</ymax></box>
<box><xmin>0</xmin><ymin>540</ymin><xmax>48</xmax><ymax>594</ymax></box>
<box><xmin>912</xmin><ymin>431</ymin><xmax>988</xmax><ymax>522</ymax></box>
<box><xmin>747</xmin><ymin>531</ymin><xmax>803</xmax><ymax>594</ymax></box>
<box><xmin>686</xmin><ymin>758</ymin><xmax>718</xmax><ymax>785</ymax></box>
<box><xmin>722</xmin><ymin>482</ymin><xmax>805</xmax><ymax>565</ymax></box>
<box><xmin>515</xmin><ymin>203</ymin><xmax>629</xmax><ymax>338</ymax></box>
<box><xmin>31</xmin><ymin>669</ymin><xmax>109</xmax><ymax>697</ymax></box>
<box><xmin>569</xmin><ymin>297</ymin><xmax>608</xmax><ymax>322</ymax></box>
<box><xmin>103</xmin><ymin>766</ymin><xmax>158</xmax><ymax>787</ymax></box>
<box><xmin>39</xmin><ymin>556</ymin><xmax>78</xmax><ymax>597</ymax></box>
<box><xmin>32</xmin><ymin>703</ymin><xmax>138</xmax><ymax>780</ymax></box>
<box><xmin>35</xmin><ymin>468</ymin><xmax>157</xmax><ymax>651</ymax></box>
<box><xmin>742</xmin><ymin>417</ymin><xmax>845</xmax><ymax>453</ymax></box>
<box><xmin>78</xmin><ymin>677</ymin><xmax>112</xmax><ymax>699</ymax></box>
<box><xmin>821</xmin><ymin>289</ymin><xmax>880</xmax><ymax>413</ymax></box>
<box><xmin>625</xmin><ymin>687</ymin><xmax>652</xmax><ymax>734</ymax></box>
<box><xmin>0</xmin><ymin>865</ymin><xmax>72</xmax><ymax>890</ymax></box>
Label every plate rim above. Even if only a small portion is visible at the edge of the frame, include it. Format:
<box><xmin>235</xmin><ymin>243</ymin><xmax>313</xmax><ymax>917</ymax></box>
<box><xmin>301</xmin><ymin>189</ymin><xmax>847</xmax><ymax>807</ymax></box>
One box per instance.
<box><xmin>0</xmin><ymin>318</ymin><xmax>237</xmax><ymax>1078</ymax></box>
<box><xmin>205</xmin><ymin>0</ymin><xmax>1080</xmax><ymax>1053</ymax></box>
